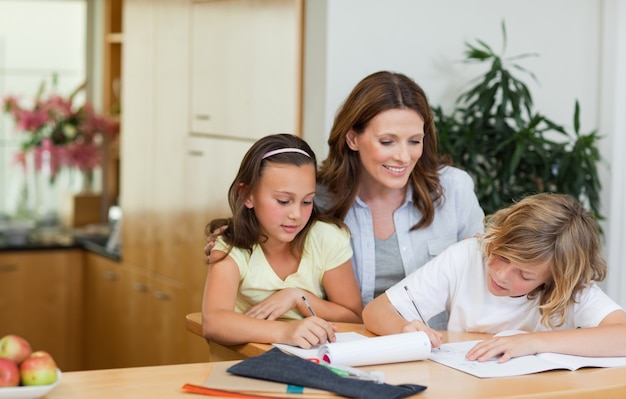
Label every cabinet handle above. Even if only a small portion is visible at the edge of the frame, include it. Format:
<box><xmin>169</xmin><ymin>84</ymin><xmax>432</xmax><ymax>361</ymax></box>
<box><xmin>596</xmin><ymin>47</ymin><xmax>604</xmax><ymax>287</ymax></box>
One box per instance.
<box><xmin>153</xmin><ymin>291</ymin><xmax>171</xmax><ymax>301</ymax></box>
<box><xmin>133</xmin><ymin>282</ymin><xmax>149</xmax><ymax>292</ymax></box>
<box><xmin>194</xmin><ymin>114</ymin><xmax>210</xmax><ymax>121</ymax></box>
<box><xmin>103</xmin><ymin>270</ymin><xmax>118</xmax><ymax>281</ymax></box>
<box><xmin>0</xmin><ymin>264</ymin><xmax>18</xmax><ymax>273</ymax></box>
<box><xmin>188</xmin><ymin>150</ymin><xmax>204</xmax><ymax>157</ymax></box>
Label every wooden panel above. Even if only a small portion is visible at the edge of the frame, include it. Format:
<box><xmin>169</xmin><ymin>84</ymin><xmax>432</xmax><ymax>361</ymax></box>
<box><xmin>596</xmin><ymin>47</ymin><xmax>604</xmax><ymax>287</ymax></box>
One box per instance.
<box><xmin>120</xmin><ymin>0</ymin><xmax>156</xmax><ymax>272</ymax></box>
<box><xmin>120</xmin><ymin>0</ymin><xmax>191</xmax><ymax>281</ymax></box>
<box><xmin>190</xmin><ymin>0</ymin><xmax>302</xmax><ymax>138</ymax></box>
<box><xmin>82</xmin><ymin>252</ymin><xmax>129</xmax><ymax>370</ymax></box>
<box><xmin>0</xmin><ymin>250</ymin><xmax>84</xmax><ymax>371</ymax></box>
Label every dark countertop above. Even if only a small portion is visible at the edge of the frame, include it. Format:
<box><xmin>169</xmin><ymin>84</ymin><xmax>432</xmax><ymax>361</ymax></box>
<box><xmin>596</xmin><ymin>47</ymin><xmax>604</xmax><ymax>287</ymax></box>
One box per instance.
<box><xmin>0</xmin><ymin>231</ymin><xmax>121</xmax><ymax>261</ymax></box>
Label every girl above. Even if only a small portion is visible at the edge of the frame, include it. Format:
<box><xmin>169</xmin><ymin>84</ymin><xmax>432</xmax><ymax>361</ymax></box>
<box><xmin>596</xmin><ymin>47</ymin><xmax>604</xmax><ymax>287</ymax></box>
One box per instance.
<box><xmin>363</xmin><ymin>193</ymin><xmax>626</xmax><ymax>362</ymax></box>
<box><xmin>202</xmin><ymin>134</ymin><xmax>363</xmax><ymax>348</ymax></box>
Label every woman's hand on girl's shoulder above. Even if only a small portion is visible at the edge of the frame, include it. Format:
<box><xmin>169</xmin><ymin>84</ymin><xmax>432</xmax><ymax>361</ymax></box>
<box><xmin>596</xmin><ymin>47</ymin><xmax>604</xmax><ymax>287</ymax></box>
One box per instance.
<box><xmin>204</xmin><ymin>225</ymin><xmax>228</xmax><ymax>264</ymax></box>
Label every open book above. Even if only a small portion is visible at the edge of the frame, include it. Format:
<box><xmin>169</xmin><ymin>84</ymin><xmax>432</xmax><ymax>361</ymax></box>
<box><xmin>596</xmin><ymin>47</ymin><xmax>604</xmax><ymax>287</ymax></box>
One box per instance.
<box><xmin>429</xmin><ymin>331</ymin><xmax>626</xmax><ymax>378</ymax></box>
<box><xmin>273</xmin><ymin>331</ymin><xmax>431</xmax><ymax>367</ymax></box>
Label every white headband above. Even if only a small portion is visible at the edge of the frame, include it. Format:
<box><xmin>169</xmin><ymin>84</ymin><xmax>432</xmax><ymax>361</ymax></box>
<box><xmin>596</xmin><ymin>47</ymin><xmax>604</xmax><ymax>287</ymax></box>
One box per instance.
<box><xmin>262</xmin><ymin>148</ymin><xmax>311</xmax><ymax>159</ymax></box>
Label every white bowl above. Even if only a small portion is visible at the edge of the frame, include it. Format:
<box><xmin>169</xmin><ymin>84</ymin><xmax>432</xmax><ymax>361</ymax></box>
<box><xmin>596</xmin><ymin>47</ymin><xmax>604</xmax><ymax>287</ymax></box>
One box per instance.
<box><xmin>0</xmin><ymin>369</ymin><xmax>61</xmax><ymax>399</ymax></box>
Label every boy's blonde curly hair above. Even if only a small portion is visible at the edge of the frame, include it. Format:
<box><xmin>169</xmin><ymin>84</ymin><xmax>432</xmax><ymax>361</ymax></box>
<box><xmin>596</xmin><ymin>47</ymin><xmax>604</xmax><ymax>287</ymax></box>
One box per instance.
<box><xmin>480</xmin><ymin>193</ymin><xmax>606</xmax><ymax>328</ymax></box>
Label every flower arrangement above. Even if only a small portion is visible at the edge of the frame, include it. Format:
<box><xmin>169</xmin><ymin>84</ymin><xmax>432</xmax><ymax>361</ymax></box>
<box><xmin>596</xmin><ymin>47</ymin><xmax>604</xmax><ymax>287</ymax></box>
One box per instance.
<box><xmin>2</xmin><ymin>82</ymin><xmax>119</xmax><ymax>184</ymax></box>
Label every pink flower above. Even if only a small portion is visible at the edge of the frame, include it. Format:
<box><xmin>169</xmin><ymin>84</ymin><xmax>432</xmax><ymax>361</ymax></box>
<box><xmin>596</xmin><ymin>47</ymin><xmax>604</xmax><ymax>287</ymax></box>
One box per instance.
<box><xmin>2</xmin><ymin>86</ymin><xmax>119</xmax><ymax>181</ymax></box>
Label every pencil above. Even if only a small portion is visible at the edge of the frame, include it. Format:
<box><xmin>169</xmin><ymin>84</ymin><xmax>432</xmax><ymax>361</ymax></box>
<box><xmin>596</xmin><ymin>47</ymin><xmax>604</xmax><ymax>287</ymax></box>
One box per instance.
<box><xmin>301</xmin><ymin>295</ymin><xmax>317</xmax><ymax>316</ymax></box>
<box><xmin>404</xmin><ymin>285</ymin><xmax>428</xmax><ymax>326</ymax></box>
<box><xmin>302</xmin><ymin>295</ymin><xmax>332</xmax><ymax>343</ymax></box>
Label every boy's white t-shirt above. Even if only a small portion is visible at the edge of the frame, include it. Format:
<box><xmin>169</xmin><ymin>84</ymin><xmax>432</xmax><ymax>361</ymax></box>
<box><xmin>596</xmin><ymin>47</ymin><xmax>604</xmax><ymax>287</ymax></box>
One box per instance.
<box><xmin>214</xmin><ymin>221</ymin><xmax>353</xmax><ymax>320</ymax></box>
<box><xmin>386</xmin><ymin>238</ymin><xmax>623</xmax><ymax>333</ymax></box>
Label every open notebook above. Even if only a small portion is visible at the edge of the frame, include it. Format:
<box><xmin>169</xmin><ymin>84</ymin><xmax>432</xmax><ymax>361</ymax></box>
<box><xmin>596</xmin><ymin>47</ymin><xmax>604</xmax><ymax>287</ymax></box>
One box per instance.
<box><xmin>429</xmin><ymin>330</ymin><xmax>626</xmax><ymax>378</ymax></box>
<box><xmin>273</xmin><ymin>331</ymin><xmax>431</xmax><ymax>367</ymax></box>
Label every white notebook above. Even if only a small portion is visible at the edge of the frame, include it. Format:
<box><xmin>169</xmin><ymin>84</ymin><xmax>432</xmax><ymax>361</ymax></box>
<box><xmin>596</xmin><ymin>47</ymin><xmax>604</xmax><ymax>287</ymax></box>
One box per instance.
<box><xmin>273</xmin><ymin>331</ymin><xmax>431</xmax><ymax>367</ymax></box>
<box><xmin>428</xmin><ymin>331</ymin><xmax>626</xmax><ymax>378</ymax></box>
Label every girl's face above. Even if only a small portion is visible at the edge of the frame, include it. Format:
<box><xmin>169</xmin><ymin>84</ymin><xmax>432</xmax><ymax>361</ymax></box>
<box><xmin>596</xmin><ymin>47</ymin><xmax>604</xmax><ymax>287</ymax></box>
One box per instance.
<box><xmin>486</xmin><ymin>254</ymin><xmax>552</xmax><ymax>297</ymax></box>
<box><xmin>245</xmin><ymin>162</ymin><xmax>316</xmax><ymax>245</ymax></box>
<box><xmin>346</xmin><ymin>108</ymin><xmax>424</xmax><ymax>192</ymax></box>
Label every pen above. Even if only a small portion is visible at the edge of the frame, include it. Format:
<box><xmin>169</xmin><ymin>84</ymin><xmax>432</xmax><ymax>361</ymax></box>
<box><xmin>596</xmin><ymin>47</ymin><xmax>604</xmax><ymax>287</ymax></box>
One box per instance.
<box><xmin>301</xmin><ymin>295</ymin><xmax>316</xmax><ymax>316</ymax></box>
<box><xmin>302</xmin><ymin>295</ymin><xmax>331</xmax><ymax>343</ymax></box>
<box><xmin>404</xmin><ymin>285</ymin><xmax>428</xmax><ymax>326</ymax></box>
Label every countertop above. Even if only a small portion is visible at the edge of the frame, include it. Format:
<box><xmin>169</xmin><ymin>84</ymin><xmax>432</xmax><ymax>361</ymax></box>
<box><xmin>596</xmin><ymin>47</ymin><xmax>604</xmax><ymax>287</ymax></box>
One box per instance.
<box><xmin>0</xmin><ymin>226</ymin><xmax>121</xmax><ymax>261</ymax></box>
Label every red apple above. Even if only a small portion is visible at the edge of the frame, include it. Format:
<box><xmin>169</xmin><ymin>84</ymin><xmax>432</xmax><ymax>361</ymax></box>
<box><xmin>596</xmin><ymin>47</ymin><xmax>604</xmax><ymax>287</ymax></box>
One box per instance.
<box><xmin>19</xmin><ymin>351</ymin><xmax>58</xmax><ymax>386</ymax></box>
<box><xmin>0</xmin><ymin>358</ymin><xmax>20</xmax><ymax>387</ymax></box>
<box><xmin>0</xmin><ymin>334</ymin><xmax>32</xmax><ymax>364</ymax></box>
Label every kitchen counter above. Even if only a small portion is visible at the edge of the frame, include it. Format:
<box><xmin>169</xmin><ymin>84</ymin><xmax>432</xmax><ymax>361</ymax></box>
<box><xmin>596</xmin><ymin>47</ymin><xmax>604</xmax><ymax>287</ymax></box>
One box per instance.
<box><xmin>0</xmin><ymin>228</ymin><xmax>120</xmax><ymax>261</ymax></box>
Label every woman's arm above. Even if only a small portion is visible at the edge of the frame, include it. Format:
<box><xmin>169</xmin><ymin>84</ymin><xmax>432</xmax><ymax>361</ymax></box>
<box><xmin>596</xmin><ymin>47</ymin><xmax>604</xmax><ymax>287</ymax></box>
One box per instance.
<box><xmin>201</xmin><ymin>251</ymin><xmax>335</xmax><ymax>347</ymax></box>
<box><xmin>466</xmin><ymin>310</ymin><xmax>626</xmax><ymax>362</ymax></box>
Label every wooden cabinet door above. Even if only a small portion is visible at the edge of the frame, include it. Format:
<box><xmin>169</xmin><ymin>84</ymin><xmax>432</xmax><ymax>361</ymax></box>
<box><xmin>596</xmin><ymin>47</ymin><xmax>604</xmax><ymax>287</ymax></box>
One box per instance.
<box><xmin>190</xmin><ymin>0</ymin><xmax>302</xmax><ymax>138</ymax></box>
<box><xmin>82</xmin><ymin>252</ymin><xmax>130</xmax><ymax>370</ymax></box>
<box><xmin>0</xmin><ymin>250</ymin><xmax>83</xmax><ymax>371</ymax></box>
<box><xmin>121</xmin><ymin>0</ymin><xmax>190</xmax><ymax>281</ymax></box>
<box><xmin>124</xmin><ymin>270</ymin><xmax>211</xmax><ymax>366</ymax></box>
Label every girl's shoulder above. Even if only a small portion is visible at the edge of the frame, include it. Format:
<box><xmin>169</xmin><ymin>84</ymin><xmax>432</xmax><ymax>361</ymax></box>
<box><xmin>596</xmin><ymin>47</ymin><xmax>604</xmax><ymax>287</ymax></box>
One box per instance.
<box><xmin>308</xmin><ymin>220</ymin><xmax>349</xmax><ymax>237</ymax></box>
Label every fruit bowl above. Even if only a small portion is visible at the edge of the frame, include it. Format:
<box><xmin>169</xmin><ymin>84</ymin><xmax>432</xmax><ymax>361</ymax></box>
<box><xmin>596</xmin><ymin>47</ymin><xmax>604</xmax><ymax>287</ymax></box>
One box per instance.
<box><xmin>0</xmin><ymin>369</ymin><xmax>61</xmax><ymax>399</ymax></box>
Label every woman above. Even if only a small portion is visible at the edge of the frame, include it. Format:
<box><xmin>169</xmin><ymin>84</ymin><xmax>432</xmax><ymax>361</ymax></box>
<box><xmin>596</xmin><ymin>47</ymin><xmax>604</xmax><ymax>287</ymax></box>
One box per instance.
<box><xmin>316</xmin><ymin>71</ymin><xmax>484</xmax><ymax>327</ymax></box>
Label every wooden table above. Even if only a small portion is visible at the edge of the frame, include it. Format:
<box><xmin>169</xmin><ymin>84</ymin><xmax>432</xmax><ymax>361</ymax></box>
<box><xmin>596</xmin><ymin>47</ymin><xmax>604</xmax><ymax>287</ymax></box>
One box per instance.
<box><xmin>44</xmin><ymin>336</ymin><xmax>626</xmax><ymax>399</ymax></box>
<box><xmin>186</xmin><ymin>312</ymin><xmax>375</xmax><ymax>360</ymax></box>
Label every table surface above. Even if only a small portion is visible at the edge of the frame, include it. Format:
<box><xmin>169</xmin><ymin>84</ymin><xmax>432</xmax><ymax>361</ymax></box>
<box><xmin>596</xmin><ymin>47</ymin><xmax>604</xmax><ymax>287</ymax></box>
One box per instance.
<box><xmin>41</xmin><ymin>319</ymin><xmax>626</xmax><ymax>399</ymax></box>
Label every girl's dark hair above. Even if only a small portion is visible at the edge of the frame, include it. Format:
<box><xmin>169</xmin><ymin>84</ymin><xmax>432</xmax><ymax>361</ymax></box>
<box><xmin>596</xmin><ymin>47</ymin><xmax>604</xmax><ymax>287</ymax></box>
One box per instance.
<box><xmin>207</xmin><ymin>133</ymin><xmax>343</xmax><ymax>261</ymax></box>
<box><xmin>318</xmin><ymin>71</ymin><xmax>452</xmax><ymax>230</ymax></box>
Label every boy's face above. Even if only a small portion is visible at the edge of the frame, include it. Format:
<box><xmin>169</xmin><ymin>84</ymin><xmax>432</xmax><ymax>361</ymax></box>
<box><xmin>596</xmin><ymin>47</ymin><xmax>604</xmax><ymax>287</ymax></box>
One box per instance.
<box><xmin>486</xmin><ymin>254</ymin><xmax>552</xmax><ymax>297</ymax></box>
<box><xmin>245</xmin><ymin>162</ymin><xmax>316</xmax><ymax>246</ymax></box>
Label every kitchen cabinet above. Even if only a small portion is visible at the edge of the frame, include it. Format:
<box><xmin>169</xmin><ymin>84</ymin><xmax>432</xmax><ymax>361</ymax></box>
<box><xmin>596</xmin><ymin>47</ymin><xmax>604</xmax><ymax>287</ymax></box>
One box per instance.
<box><xmin>82</xmin><ymin>252</ymin><xmax>129</xmax><ymax>369</ymax></box>
<box><xmin>190</xmin><ymin>0</ymin><xmax>303</xmax><ymax>139</ymax></box>
<box><xmin>0</xmin><ymin>250</ymin><xmax>83</xmax><ymax>371</ymax></box>
<box><xmin>83</xmin><ymin>252</ymin><xmax>211</xmax><ymax>369</ymax></box>
<box><xmin>121</xmin><ymin>0</ymin><xmax>190</xmax><ymax>282</ymax></box>
<box><xmin>118</xmin><ymin>0</ymin><xmax>305</xmax><ymax>367</ymax></box>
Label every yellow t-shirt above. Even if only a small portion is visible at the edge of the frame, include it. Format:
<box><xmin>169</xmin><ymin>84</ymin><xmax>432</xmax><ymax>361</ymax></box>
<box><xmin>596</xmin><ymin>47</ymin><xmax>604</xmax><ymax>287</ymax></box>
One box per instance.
<box><xmin>214</xmin><ymin>221</ymin><xmax>353</xmax><ymax>319</ymax></box>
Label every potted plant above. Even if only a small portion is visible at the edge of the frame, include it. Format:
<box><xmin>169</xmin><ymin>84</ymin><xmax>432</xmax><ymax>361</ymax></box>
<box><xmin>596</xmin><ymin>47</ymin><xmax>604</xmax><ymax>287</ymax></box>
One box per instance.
<box><xmin>434</xmin><ymin>22</ymin><xmax>603</xmax><ymax>220</ymax></box>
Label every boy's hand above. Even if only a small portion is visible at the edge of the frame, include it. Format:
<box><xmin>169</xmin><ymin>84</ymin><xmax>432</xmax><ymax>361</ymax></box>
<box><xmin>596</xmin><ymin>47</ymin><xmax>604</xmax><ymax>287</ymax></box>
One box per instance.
<box><xmin>466</xmin><ymin>334</ymin><xmax>537</xmax><ymax>363</ymax></box>
<box><xmin>402</xmin><ymin>320</ymin><xmax>443</xmax><ymax>349</ymax></box>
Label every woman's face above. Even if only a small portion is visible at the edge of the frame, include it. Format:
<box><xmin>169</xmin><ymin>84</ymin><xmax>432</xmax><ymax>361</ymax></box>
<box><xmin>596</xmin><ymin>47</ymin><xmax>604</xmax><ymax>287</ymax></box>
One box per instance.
<box><xmin>346</xmin><ymin>108</ymin><xmax>424</xmax><ymax>192</ymax></box>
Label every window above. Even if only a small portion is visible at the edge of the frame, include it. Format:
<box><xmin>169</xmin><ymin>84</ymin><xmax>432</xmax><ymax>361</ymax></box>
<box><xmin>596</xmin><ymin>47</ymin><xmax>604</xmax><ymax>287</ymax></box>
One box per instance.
<box><xmin>0</xmin><ymin>0</ymin><xmax>87</xmax><ymax>217</ymax></box>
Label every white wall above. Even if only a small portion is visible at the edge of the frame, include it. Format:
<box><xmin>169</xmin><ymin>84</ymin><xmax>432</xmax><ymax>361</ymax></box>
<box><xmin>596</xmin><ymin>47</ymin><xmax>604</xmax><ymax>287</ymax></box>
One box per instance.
<box><xmin>303</xmin><ymin>0</ymin><xmax>626</xmax><ymax>307</ymax></box>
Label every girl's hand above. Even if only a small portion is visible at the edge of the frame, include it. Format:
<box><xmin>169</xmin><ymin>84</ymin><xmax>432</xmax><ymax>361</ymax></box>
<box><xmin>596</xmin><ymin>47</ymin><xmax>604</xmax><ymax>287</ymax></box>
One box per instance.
<box><xmin>281</xmin><ymin>317</ymin><xmax>337</xmax><ymax>348</ymax></box>
<box><xmin>244</xmin><ymin>288</ymin><xmax>303</xmax><ymax>320</ymax></box>
<box><xmin>466</xmin><ymin>334</ymin><xmax>537</xmax><ymax>363</ymax></box>
<box><xmin>402</xmin><ymin>320</ymin><xmax>443</xmax><ymax>349</ymax></box>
